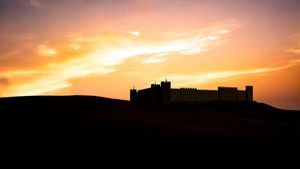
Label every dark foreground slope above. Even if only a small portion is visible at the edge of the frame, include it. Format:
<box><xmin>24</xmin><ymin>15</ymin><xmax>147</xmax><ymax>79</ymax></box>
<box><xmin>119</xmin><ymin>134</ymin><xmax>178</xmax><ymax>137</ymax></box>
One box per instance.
<box><xmin>1</xmin><ymin>96</ymin><xmax>300</xmax><ymax>145</ymax></box>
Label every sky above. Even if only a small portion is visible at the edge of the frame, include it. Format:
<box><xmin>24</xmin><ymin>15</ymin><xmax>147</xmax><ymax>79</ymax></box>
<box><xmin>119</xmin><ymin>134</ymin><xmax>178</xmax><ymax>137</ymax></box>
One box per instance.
<box><xmin>0</xmin><ymin>0</ymin><xmax>300</xmax><ymax>109</ymax></box>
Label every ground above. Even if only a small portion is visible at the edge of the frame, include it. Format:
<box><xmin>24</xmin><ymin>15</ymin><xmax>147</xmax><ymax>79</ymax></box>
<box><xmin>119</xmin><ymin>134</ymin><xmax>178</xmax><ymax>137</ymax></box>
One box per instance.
<box><xmin>1</xmin><ymin>96</ymin><xmax>300</xmax><ymax>146</ymax></box>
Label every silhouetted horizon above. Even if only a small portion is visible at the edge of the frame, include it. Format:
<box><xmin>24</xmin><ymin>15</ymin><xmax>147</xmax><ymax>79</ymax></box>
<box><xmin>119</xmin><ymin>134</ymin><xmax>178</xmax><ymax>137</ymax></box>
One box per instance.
<box><xmin>1</xmin><ymin>95</ymin><xmax>300</xmax><ymax>146</ymax></box>
<box><xmin>2</xmin><ymin>94</ymin><xmax>298</xmax><ymax>111</ymax></box>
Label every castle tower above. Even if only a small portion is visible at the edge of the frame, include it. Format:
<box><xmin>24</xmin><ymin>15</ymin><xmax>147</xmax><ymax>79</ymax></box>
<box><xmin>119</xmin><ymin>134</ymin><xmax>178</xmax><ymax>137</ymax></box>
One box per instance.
<box><xmin>130</xmin><ymin>87</ymin><xmax>137</xmax><ymax>103</ymax></box>
<box><xmin>161</xmin><ymin>80</ymin><xmax>171</xmax><ymax>104</ymax></box>
<box><xmin>246</xmin><ymin>86</ymin><xmax>253</xmax><ymax>102</ymax></box>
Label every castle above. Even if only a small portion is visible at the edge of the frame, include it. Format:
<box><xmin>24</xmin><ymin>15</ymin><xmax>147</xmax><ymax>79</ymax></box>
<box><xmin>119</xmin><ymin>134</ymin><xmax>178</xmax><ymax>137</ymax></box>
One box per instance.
<box><xmin>130</xmin><ymin>80</ymin><xmax>253</xmax><ymax>104</ymax></box>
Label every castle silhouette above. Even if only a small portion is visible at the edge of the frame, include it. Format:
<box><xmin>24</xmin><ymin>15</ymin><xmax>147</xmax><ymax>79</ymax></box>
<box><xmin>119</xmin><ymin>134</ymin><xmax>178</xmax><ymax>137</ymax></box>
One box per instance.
<box><xmin>130</xmin><ymin>80</ymin><xmax>253</xmax><ymax>104</ymax></box>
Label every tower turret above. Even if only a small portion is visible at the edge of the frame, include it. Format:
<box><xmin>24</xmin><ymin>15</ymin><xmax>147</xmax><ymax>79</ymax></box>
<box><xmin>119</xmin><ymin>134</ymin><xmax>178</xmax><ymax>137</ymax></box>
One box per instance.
<box><xmin>161</xmin><ymin>80</ymin><xmax>171</xmax><ymax>104</ymax></box>
<box><xmin>246</xmin><ymin>86</ymin><xmax>253</xmax><ymax>102</ymax></box>
<box><xmin>130</xmin><ymin>87</ymin><xmax>138</xmax><ymax>103</ymax></box>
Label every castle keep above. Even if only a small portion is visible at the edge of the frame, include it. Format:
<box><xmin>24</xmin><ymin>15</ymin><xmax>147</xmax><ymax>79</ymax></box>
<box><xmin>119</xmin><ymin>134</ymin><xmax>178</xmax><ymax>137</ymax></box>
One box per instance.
<box><xmin>130</xmin><ymin>81</ymin><xmax>253</xmax><ymax>104</ymax></box>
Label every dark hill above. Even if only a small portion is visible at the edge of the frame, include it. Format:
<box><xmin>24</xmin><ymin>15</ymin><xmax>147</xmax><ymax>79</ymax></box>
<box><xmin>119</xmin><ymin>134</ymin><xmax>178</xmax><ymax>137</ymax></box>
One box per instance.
<box><xmin>1</xmin><ymin>96</ymin><xmax>300</xmax><ymax>145</ymax></box>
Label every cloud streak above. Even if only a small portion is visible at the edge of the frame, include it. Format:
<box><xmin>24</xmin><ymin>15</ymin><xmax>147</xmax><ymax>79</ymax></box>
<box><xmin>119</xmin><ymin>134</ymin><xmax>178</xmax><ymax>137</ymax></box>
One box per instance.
<box><xmin>36</xmin><ymin>43</ymin><xmax>58</xmax><ymax>57</ymax></box>
<box><xmin>159</xmin><ymin>59</ymin><xmax>300</xmax><ymax>87</ymax></box>
<box><xmin>29</xmin><ymin>0</ymin><xmax>43</xmax><ymax>7</ymax></box>
<box><xmin>286</xmin><ymin>33</ymin><xmax>300</xmax><ymax>54</ymax></box>
<box><xmin>0</xmin><ymin>25</ymin><xmax>233</xmax><ymax>96</ymax></box>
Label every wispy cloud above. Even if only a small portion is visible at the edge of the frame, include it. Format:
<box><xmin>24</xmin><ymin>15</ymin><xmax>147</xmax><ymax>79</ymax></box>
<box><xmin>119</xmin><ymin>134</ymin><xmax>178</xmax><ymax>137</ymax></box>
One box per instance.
<box><xmin>142</xmin><ymin>54</ymin><xmax>167</xmax><ymax>64</ymax></box>
<box><xmin>3</xmin><ymin>26</ymin><xmax>230</xmax><ymax>96</ymax></box>
<box><xmin>0</xmin><ymin>23</ymin><xmax>237</xmax><ymax>96</ymax></box>
<box><xmin>125</xmin><ymin>31</ymin><xmax>140</xmax><ymax>36</ymax></box>
<box><xmin>36</xmin><ymin>43</ymin><xmax>58</xmax><ymax>57</ymax></box>
<box><xmin>286</xmin><ymin>33</ymin><xmax>300</xmax><ymax>54</ymax></box>
<box><xmin>117</xmin><ymin>29</ymin><xmax>141</xmax><ymax>36</ymax></box>
<box><xmin>29</xmin><ymin>0</ymin><xmax>43</xmax><ymax>7</ymax></box>
<box><xmin>286</xmin><ymin>49</ymin><xmax>300</xmax><ymax>54</ymax></box>
<box><xmin>157</xmin><ymin>59</ymin><xmax>300</xmax><ymax>87</ymax></box>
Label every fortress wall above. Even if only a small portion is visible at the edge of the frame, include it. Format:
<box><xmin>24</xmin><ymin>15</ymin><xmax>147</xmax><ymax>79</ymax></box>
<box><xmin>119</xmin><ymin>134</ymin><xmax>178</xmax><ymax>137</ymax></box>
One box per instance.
<box><xmin>137</xmin><ymin>88</ymin><xmax>160</xmax><ymax>104</ymax></box>
<box><xmin>171</xmin><ymin>89</ymin><xmax>198</xmax><ymax>102</ymax></box>
<box><xmin>170</xmin><ymin>89</ymin><xmax>180</xmax><ymax>102</ymax></box>
<box><xmin>170</xmin><ymin>89</ymin><xmax>218</xmax><ymax>102</ymax></box>
<box><xmin>136</xmin><ymin>88</ymin><xmax>152</xmax><ymax>103</ymax></box>
<box><xmin>238</xmin><ymin>91</ymin><xmax>247</xmax><ymax>101</ymax></box>
<box><xmin>218</xmin><ymin>87</ymin><xmax>238</xmax><ymax>101</ymax></box>
<box><xmin>195</xmin><ymin>90</ymin><xmax>218</xmax><ymax>102</ymax></box>
<box><xmin>132</xmin><ymin>82</ymin><xmax>253</xmax><ymax>104</ymax></box>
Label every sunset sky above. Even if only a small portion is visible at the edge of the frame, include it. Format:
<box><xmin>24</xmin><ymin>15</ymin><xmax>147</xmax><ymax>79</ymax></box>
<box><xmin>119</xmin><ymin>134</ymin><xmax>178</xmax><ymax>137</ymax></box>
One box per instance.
<box><xmin>0</xmin><ymin>0</ymin><xmax>300</xmax><ymax>109</ymax></box>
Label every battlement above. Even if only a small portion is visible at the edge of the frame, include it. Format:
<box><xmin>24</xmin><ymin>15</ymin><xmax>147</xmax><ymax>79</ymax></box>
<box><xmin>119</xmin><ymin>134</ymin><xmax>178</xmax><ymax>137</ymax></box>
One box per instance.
<box><xmin>179</xmin><ymin>87</ymin><xmax>197</xmax><ymax>90</ymax></box>
<box><xmin>151</xmin><ymin>84</ymin><xmax>160</xmax><ymax>88</ymax></box>
<box><xmin>198</xmin><ymin>89</ymin><xmax>218</xmax><ymax>92</ymax></box>
<box><xmin>130</xmin><ymin>81</ymin><xmax>253</xmax><ymax>104</ymax></box>
<box><xmin>218</xmin><ymin>87</ymin><xmax>238</xmax><ymax>89</ymax></box>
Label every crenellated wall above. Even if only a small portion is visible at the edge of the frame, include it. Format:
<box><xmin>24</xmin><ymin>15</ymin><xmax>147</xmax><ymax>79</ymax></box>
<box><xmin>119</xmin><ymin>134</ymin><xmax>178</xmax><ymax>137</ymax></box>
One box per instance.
<box><xmin>218</xmin><ymin>87</ymin><xmax>238</xmax><ymax>101</ymax></box>
<box><xmin>171</xmin><ymin>89</ymin><xmax>218</xmax><ymax>102</ymax></box>
<box><xmin>130</xmin><ymin>81</ymin><xmax>253</xmax><ymax>104</ymax></box>
<box><xmin>238</xmin><ymin>91</ymin><xmax>247</xmax><ymax>101</ymax></box>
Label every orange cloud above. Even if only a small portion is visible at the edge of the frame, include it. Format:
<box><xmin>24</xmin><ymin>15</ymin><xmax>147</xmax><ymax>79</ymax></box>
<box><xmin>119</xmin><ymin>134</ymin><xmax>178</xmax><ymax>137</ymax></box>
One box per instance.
<box><xmin>0</xmin><ymin>24</ymin><xmax>234</xmax><ymax>96</ymax></box>
<box><xmin>36</xmin><ymin>43</ymin><xmax>58</xmax><ymax>57</ymax></box>
<box><xmin>286</xmin><ymin>33</ymin><xmax>300</xmax><ymax>54</ymax></box>
<box><xmin>157</xmin><ymin>59</ymin><xmax>300</xmax><ymax>87</ymax></box>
